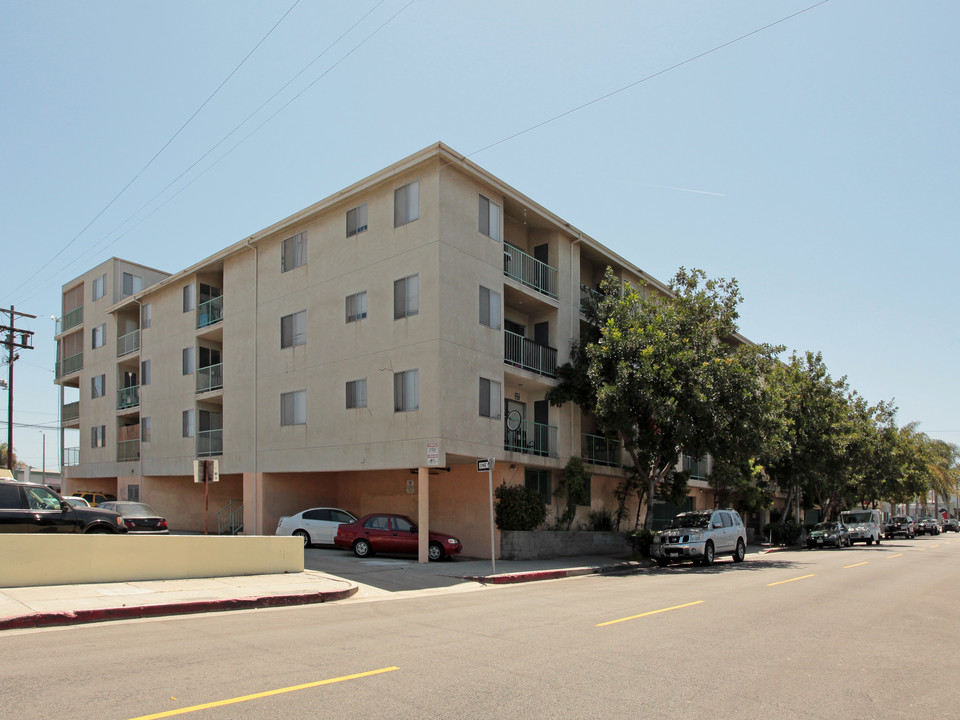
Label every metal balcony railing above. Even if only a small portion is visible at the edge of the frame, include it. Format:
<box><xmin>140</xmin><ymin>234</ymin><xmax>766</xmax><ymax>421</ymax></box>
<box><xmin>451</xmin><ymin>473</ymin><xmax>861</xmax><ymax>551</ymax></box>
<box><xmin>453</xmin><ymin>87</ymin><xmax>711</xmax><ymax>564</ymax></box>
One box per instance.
<box><xmin>64</xmin><ymin>447</ymin><xmax>79</xmax><ymax>466</ymax></box>
<box><xmin>117</xmin><ymin>385</ymin><xmax>140</xmax><ymax>410</ymax></box>
<box><xmin>504</xmin><ymin>418</ymin><xmax>558</xmax><ymax>458</ymax></box>
<box><xmin>117</xmin><ymin>439</ymin><xmax>140</xmax><ymax>462</ymax></box>
<box><xmin>61</xmin><ymin>307</ymin><xmax>83</xmax><ymax>332</ymax></box>
<box><xmin>579</xmin><ymin>284</ymin><xmax>601</xmax><ymax>314</ymax></box>
<box><xmin>504</xmin><ymin>330</ymin><xmax>557</xmax><ymax>378</ymax></box>
<box><xmin>117</xmin><ymin>329</ymin><xmax>140</xmax><ymax>357</ymax></box>
<box><xmin>55</xmin><ymin>352</ymin><xmax>83</xmax><ymax>378</ymax></box>
<box><xmin>197</xmin><ymin>295</ymin><xmax>224</xmax><ymax>329</ymax></box>
<box><xmin>581</xmin><ymin>433</ymin><xmax>621</xmax><ymax>467</ymax></box>
<box><xmin>503</xmin><ymin>243</ymin><xmax>558</xmax><ymax>298</ymax></box>
<box><xmin>197</xmin><ymin>429</ymin><xmax>223</xmax><ymax>457</ymax></box>
<box><xmin>196</xmin><ymin>363</ymin><xmax>223</xmax><ymax>393</ymax></box>
<box><xmin>61</xmin><ymin>401</ymin><xmax>80</xmax><ymax>423</ymax></box>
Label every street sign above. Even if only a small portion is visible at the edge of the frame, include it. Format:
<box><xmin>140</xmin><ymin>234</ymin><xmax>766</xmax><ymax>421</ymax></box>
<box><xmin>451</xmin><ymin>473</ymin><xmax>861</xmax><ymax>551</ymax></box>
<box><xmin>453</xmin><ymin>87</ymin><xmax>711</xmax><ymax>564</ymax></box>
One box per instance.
<box><xmin>477</xmin><ymin>459</ymin><xmax>490</xmax><ymax>472</ymax></box>
<box><xmin>426</xmin><ymin>442</ymin><xmax>439</xmax><ymax>467</ymax></box>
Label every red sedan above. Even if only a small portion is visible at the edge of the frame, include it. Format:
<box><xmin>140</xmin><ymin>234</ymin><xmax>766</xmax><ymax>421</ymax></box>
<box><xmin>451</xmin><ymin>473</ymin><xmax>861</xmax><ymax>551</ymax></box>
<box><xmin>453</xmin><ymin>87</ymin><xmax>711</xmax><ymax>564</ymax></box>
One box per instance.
<box><xmin>334</xmin><ymin>513</ymin><xmax>462</xmax><ymax>561</ymax></box>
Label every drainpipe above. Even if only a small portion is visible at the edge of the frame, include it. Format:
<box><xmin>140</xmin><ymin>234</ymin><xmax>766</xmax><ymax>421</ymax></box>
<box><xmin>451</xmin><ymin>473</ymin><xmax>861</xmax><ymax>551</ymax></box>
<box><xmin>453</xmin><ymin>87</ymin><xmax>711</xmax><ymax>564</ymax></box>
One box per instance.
<box><xmin>245</xmin><ymin>239</ymin><xmax>260</xmax><ymax>534</ymax></box>
<box><xmin>570</xmin><ymin>236</ymin><xmax>582</xmax><ymax>459</ymax></box>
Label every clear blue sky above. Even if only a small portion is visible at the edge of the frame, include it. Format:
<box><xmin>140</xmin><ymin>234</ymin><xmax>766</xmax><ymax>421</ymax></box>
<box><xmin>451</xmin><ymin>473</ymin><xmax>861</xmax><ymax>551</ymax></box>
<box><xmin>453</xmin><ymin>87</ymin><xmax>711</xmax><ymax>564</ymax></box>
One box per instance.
<box><xmin>2</xmin><ymin>0</ymin><xmax>957</xmax><ymax>472</ymax></box>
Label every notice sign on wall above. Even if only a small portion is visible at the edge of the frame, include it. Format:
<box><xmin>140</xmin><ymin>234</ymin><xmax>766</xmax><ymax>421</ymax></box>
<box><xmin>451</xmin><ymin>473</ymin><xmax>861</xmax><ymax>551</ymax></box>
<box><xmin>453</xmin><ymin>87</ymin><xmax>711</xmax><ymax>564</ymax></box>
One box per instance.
<box><xmin>426</xmin><ymin>442</ymin><xmax>439</xmax><ymax>466</ymax></box>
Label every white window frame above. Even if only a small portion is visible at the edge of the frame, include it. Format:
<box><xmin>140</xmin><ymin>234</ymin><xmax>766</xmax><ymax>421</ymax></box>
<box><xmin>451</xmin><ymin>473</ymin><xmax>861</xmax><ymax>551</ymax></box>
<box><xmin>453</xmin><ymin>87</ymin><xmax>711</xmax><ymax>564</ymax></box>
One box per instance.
<box><xmin>394</xmin><ymin>180</ymin><xmax>420</xmax><ymax>227</ymax></box>
<box><xmin>394</xmin><ymin>369</ymin><xmax>419</xmax><ymax>412</ymax></box>
<box><xmin>346</xmin><ymin>379</ymin><xmax>367</xmax><ymax>409</ymax></box>
<box><xmin>281</xmin><ymin>231</ymin><xmax>307</xmax><ymax>272</ymax></box>
<box><xmin>91</xmin><ymin>425</ymin><xmax>106</xmax><ymax>448</ymax></box>
<box><xmin>394</xmin><ymin>274</ymin><xmax>419</xmax><ymax>319</ymax></box>
<box><xmin>92</xmin><ymin>274</ymin><xmax>106</xmax><ymax>301</ymax></box>
<box><xmin>346</xmin><ymin>203</ymin><xmax>368</xmax><ymax>237</ymax></box>
<box><xmin>91</xmin><ymin>374</ymin><xmax>105</xmax><ymax>399</ymax></box>
<box><xmin>479</xmin><ymin>194</ymin><xmax>501</xmax><ymax>241</ymax></box>
<box><xmin>281</xmin><ymin>389</ymin><xmax>307</xmax><ymax>426</ymax></box>
<box><xmin>141</xmin><ymin>359</ymin><xmax>151</xmax><ymax>386</ymax></box>
<box><xmin>183</xmin><ymin>283</ymin><xmax>195</xmax><ymax>312</ymax></box>
<box><xmin>479</xmin><ymin>285</ymin><xmax>501</xmax><ymax>330</ymax></box>
<box><xmin>182</xmin><ymin>346</ymin><xmax>194</xmax><ymax>375</ymax></box>
<box><xmin>280</xmin><ymin>310</ymin><xmax>307</xmax><ymax>348</ymax></box>
<box><xmin>141</xmin><ymin>302</ymin><xmax>152</xmax><ymax>328</ymax></box>
<box><xmin>345</xmin><ymin>291</ymin><xmax>367</xmax><ymax>323</ymax></box>
<box><xmin>122</xmin><ymin>272</ymin><xmax>143</xmax><ymax>296</ymax></box>
<box><xmin>91</xmin><ymin>323</ymin><xmax>106</xmax><ymax>349</ymax></box>
<box><xmin>479</xmin><ymin>377</ymin><xmax>501</xmax><ymax>419</ymax></box>
<box><xmin>141</xmin><ymin>417</ymin><xmax>151</xmax><ymax>443</ymax></box>
<box><xmin>182</xmin><ymin>409</ymin><xmax>195</xmax><ymax>438</ymax></box>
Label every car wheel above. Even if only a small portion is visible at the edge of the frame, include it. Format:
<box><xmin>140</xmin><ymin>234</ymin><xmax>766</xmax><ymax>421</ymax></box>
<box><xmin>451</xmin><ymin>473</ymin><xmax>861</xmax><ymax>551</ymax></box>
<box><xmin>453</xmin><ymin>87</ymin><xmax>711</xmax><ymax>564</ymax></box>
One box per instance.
<box><xmin>733</xmin><ymin>538</ymin><xmax>745</xmax><ymax>563</ymax></box>
<box><xmin>656</xmin><ymin>558</ymin><xmax>669</xmax><ymax>568</ymax></box>
<box><xmin>293</xmin><ymin>529</ymin><xmax>311</xmax><ymax>548</ymax></box>
<box><xmin>84</xmin><ymin>525</ymin><xmax>110</xmax><ymax>533</ymax></box>
<box><xmin>702</xmin><ymin>541</ymin><xmax>715</xmax><ymax>566</ymax></box>
<box><xmin>353</xmin><ymin>539</ymin><xmax>372</xmax><ymax>558</ymax></box>
<box><xmin>876</xmin><ymin>534</ymin><xmax>881</xmax><ymax>545</ymax></box>
<box><xmin>428</xmin><ymin>542</ymin><xmax>444</xmax><ymax>562</ymax></box>
<box><xmin>866</xmin><ymin>537</ymin><xmax>873</xmax><ymax>546</ymax></box>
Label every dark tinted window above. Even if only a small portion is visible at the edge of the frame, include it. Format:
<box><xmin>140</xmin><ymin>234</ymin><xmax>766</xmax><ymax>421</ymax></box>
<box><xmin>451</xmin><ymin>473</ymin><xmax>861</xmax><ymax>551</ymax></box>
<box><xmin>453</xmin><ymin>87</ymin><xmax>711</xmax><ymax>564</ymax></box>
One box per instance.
<box><xmin>0</xmin><ymin>484</ymin><xmax>23</xmax><ymax>509</ymax></box>
<box><xmin>392</xmin><ymin>517</ymin><xmax>414</xmax><ymax>532</ymax></box>
<box><xmin>303</xmin><ymin>509</ymin><xmax>329</xmax><ymax>521</ymax></box>
<box><xmin>364</xmin><ymin>516</ymin><xmax>390</xmax><ymax>530</ymax></box>
<box><xmin>331</xmin><ymin>510</ymin><xmax>355</xmax><ymax>523</ymax></box>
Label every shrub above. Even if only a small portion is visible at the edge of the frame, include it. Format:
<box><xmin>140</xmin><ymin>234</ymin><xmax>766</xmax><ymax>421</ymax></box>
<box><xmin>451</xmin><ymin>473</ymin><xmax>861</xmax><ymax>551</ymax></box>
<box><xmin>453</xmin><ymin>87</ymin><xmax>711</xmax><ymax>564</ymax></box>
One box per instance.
<box><xmin>628</xmin><ymin>528</ymin><xmax>656</xmax><ymax>557</ymax></box>
<box><xmin>586</xmin><ymin>507</ymin><xmax>614</xmax><ymax>531</ymax></box>
<box><xmin>494</xmin><ymin>483</ymin><xmax>547</xmax><ymax>531</ymax></box>
<box><xmin>763</xmin><ymin>518</ymin><xmax>802</xmax><ymax>546</ymax></box>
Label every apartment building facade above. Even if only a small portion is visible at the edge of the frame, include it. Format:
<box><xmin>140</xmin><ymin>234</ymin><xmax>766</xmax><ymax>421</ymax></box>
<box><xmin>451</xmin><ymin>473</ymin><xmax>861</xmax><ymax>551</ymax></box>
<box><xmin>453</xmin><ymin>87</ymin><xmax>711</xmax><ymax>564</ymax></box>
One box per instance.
<box><xmin>53</xmin><ymin>143</ymin><xmax>718</xmax><ymax>557</ymax></box>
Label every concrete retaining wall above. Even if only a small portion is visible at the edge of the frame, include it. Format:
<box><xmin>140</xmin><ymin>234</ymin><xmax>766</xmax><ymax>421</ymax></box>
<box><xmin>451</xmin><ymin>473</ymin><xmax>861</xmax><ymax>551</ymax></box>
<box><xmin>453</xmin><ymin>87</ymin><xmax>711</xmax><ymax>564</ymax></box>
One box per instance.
<box><xmin>0</xmin><ymin>535</ymin><xmax>303</xmax><ymax>588</ymax></box>
<box><xmin>499</xmin><ymin>530</ymin><xmax>629</xmax><ymax>560</ymax></box>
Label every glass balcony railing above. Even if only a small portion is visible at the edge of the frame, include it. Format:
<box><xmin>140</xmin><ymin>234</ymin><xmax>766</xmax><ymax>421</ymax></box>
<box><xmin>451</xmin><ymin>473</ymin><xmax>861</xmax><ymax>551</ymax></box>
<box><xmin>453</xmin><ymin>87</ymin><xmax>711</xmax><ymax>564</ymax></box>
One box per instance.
<box><xmin>503</xmin><ymin>243</ymin><xmax>558</xmax><ymax>298</ymax></box>
<box><xmin>61</xmin><ymin>401</ymin><xmax>80</xmax><ymax>423</ymax></box>
<box><xmin>61</xmin><ymin>307</ymin><xmax>83</xmax><ymax>332</ymax></box>
<box><xmin>197</xmin><ymin>429</ymin><xmax>223</xmax><ymax>457</ymax></box>
<box><xmin>581</xmin><ymin>433</ymin><xmax>621</xmax><ymax>467</ymax></box>
<box><xmin>504</xmin><ymin>418</ymin><xmax>558</xmax><ymax>458</ymax></box>
<box><xmin>117</xmin><ymin>329</ymin><xmax>140</xmax><ymax>357</ymax></box>
<box><xmin>55</xmin><ymin>352</ymin><xmax>83</xmax><ymax>378</ymax></box>
<box><xmin>197</xmin><ymin>295</ymin><xmax>224</xmax><ymax>329</ymax></box>
<box><xmin>196</xmin><ymin>363</ymin><xmax>223</xmax><ymax>393</ymax></box>
<box><xmin>117</xmin><ymin>385</ymin><xmax>140</xmax><ymax>410</ymax></box>
<box><xmin>504</xmin><ymin>330</ymin><xmax>557</xmax><ymax>378</ymax></box>
<box><xmin>64</xmin><ymin>447</ymin><xmax>79</xmax><ymax>466</ymax></box>
<box><xmin>117</xmin><ymin>439</ymin><xmax>140</xmax><ymax>462</ymax></box>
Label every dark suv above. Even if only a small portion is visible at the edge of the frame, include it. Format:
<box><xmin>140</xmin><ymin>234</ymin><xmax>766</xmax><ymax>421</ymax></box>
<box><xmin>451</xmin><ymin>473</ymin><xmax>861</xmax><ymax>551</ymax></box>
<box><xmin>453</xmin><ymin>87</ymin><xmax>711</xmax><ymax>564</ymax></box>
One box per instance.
<box><xmin>0</xmin><ymin>481</ymin><xmax>127</xmax><ymax>534</ymax></box>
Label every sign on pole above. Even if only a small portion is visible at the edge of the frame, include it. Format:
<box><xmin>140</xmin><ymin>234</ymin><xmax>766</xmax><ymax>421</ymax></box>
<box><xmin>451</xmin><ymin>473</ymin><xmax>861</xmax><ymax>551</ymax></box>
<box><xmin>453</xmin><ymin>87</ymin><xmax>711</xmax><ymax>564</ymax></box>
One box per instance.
<box><xmin>478</xmin><ymin>457</ymin><xmax>496</xmax><ymax>574</ymax></box>
<box><xmin>426</xmin><ymin>442</ymin><xmax>439</xmax><ymax>467</ymax></box>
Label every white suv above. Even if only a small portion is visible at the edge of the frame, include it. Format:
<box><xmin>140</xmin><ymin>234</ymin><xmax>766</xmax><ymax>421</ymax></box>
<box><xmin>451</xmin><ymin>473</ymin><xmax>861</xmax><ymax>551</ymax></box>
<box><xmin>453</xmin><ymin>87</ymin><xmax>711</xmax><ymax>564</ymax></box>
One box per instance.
<box><xmin>650</xmin><ymin>509</ymin><xmax>747</xmax><ymax>567</ymax></box>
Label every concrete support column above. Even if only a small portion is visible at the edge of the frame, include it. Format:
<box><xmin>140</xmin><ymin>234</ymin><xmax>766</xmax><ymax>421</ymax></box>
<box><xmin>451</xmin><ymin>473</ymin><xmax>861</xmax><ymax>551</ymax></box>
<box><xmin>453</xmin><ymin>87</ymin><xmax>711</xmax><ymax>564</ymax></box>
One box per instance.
<box><xmin>242</xmin><ymin>472</ymin><xmax>264</xmax><ymax>535</ymax></box>
<box><xmin>418</xmin><ymin>466</ymin><xmax>429</xmax><ymax>564</ymax></box>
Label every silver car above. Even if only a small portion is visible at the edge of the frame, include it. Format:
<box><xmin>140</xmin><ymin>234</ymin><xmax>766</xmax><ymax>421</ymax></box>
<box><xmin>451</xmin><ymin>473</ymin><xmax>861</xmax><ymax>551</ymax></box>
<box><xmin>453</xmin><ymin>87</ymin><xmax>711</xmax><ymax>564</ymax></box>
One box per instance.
<box><xmin>650</xmin><ymin>509</ymin><xmax>747</xmax><ymax>567</ymax></box>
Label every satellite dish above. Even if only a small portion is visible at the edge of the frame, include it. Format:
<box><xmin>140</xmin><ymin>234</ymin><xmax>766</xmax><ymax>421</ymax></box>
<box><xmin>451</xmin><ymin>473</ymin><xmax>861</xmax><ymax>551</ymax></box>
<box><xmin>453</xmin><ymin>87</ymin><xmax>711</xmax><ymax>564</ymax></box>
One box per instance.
<box><xmin>506</xmin><ymin>410</ymin><xmax>522</xmax><ymax>432</ymax></box>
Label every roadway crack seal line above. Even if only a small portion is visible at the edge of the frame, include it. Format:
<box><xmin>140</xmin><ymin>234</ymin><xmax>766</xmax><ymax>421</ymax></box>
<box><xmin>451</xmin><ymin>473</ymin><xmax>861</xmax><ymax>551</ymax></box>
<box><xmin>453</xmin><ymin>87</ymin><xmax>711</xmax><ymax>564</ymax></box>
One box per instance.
<box><xmin>0</xmin><ymin>587</ymin><xmax>359</xmax><ymax>632</ymax></box>
<box><xmin>596</xmin><ymin>600</ymin><xmax>704</xmax><ymax>627</ymax></box>
<box><xmin>126</xmin><ymin>666</ymin><xmax>400</xmax><ymax>720</ymax></box>
<box><xmin>767</xmin><ymin>574</ymin><xmax>815</xmax><ymax>586</ymax></box>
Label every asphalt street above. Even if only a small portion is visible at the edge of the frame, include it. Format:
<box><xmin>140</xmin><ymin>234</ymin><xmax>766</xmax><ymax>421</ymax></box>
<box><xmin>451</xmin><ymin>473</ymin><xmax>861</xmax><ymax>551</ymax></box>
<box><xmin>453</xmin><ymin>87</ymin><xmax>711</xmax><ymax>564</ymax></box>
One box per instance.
<box><xmin>3</xmin><ymin>534</ymin><xmax>959</xmax><ymax>720</ymax></box>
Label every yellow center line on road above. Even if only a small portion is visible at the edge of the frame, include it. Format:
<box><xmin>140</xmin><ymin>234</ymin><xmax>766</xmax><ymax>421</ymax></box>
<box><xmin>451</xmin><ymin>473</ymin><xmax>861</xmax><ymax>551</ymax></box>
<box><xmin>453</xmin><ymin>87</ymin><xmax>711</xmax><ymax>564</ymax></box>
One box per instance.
<box><xmin>127</xmin><ymin>667</ymin><xmax>400</xmax><ymax>720</ymax></box>
<box><xmin>930</xmin><ymin>545</ymin><xmax>940</xmax><ymax>549</ymax></box>
<box><xmin>767</xmin><ymin>574</ymin><xmax>815</xmax><ymax>586</ymax></box>
<box><xmin>885</xmin><ymin>553</ymin><xmax>904</xmax><ymax>559</ymax></box>
<box><xmin>596</xmin><ymin>600</ymin><xmax>704</xmax><ymax>627</ymax></box>
<box><xmin>843</xmin><ymin>562</ymin><xmax>869</xmax><ymax>569</ymax></box>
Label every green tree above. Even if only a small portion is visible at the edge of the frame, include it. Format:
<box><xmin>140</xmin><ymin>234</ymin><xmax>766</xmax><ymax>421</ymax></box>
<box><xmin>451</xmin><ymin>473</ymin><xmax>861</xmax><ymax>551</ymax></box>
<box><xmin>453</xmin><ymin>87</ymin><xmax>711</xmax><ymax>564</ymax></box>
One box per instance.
<box><xmin>554</xmin><ymin>457</ymin><xmax>591</xmax><ymax>530</ymax></box>
<box><xmin>0</xmin><ymin>442</ymin><xmax>15</xmax><ymax>470</ymax></box>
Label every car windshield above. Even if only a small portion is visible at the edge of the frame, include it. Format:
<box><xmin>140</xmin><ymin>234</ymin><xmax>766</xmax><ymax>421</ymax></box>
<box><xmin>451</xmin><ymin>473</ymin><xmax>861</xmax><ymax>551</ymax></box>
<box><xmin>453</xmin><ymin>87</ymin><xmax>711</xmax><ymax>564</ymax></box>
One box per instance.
<box><xmin>111</xmin><ymin>502</ymin><xmax>157</xmax><ymax>515</ymax></box>
<box><xmin>841</xmin><ymin>512</ymin><xmax>872</xmax><ymax>524</ymax></box>
<box><xmin>669</xmin><ymin>513</ymin><xmax>710</xmax><ymax>529</ymax></box>
<box><xmin>813</xmin><ymin>523</ymin><xmax>835</xmax><ymax>532</ymax></box>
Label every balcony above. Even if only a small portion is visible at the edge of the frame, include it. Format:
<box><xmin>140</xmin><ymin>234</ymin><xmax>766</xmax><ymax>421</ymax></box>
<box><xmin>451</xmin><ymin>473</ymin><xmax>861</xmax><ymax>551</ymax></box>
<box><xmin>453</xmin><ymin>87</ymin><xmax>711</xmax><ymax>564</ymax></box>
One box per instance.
<box><xmin>504</xmin><ymin>330</ymin><xmax>557</xmax><ymax>378</ymax></box>
<box><xmin>582</xmin><ymin>433</ymin><xmax>621</xmax><ymax>467</ymax></box>
<box><xmin>61</xmin><ymin>401</ymin><xmax>80</xmax><ymax>424</ymax></box>
<box><xmin>61</xmin><ymin>307</ymin><xmax>83</xmax><ymax>333</ymax></box>
<box><xmin>580</xmin><ymin>284</ymin><xmax>601</xmax><ymax>314</ymax></box>
<box><xmin>117</xmin><ymin>329</ymin><xmax>140</xmax><ymax>357</ymax></box>
<box><xmin>197</xmin><ymin>295</ymin><xmax>224</xmax><ymax>329</ymax></box>
<box><xmin>196</xmin><ymin>363</ymin><xmax>223</xmax><ymax>393</ymax></box>
<box><xmin>64</xmin><ymin>447</ymin><xmax>79</xmax><ymax>466</ymax></box>
<box><xmin>117</xmin><ymin>439</ymin><xmax>140</xmax><ymax>462</ymax></box>
<box><xmin>117</xmin><ymin>385</ymin><xmax>140</xmax><ymax>410</ymax></box>
<box><xmin>503</xmin><ymin>243</ymin><xmax>558</xmax><ymax>298</ymax></box>
<box><xmin>504</xmin><ymin>418</ymin><xmax>558</xmax><ymax>458</ymax></box>
<box><xmin>55</xmin><ymin>352</ymin><xmax>83</xmax><ymax>378</ymax></box>
<box><xmin>197</xmin><ymin>429</ymin><xmax>223</xmax><ymax>457</ymax></box>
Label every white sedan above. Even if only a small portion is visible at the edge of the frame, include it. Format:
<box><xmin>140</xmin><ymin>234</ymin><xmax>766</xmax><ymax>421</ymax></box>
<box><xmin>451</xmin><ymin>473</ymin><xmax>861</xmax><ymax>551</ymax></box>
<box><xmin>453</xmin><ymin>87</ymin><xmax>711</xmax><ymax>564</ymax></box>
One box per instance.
<box><xmin>276</xmin><ymin>507</ymin><xmax>358</xmax><ymax>547</ymax></box>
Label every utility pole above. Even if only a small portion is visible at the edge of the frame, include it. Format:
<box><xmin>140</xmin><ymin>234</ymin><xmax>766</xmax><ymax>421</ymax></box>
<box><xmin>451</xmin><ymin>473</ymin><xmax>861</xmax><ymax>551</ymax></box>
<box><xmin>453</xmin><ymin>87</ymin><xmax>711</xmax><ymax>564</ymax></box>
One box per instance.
<box><xmin>1</xmin><ymin>306</ymin><xmax>37</xmax><ymax>470</ymax></box>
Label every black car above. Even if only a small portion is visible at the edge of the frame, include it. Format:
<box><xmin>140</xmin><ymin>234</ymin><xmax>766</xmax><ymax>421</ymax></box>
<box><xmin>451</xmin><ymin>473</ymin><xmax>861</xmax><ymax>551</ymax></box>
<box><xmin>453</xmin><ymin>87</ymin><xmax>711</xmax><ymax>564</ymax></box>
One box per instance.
<box><xmin>806</xmin><ymin>521</ymin><xmax>851</xmax><ymax>549</ymax></box>
<box><xmin>884</xmin><ymin>515</ymin><xmax>915</xmax><ymax>539</ymax></box>
<box><xmin>915</xmin><ymin>517</ymin><xmax>941</xmax><ymax>536</ymax></box>
<box><xmin>0</xmin><ymin>480</ymin><xmax>127</xmax><ymax>534</ymax></box>
<box><xmin>99</xmin><ymin>501</ymin><xmax>169</xmax><ymax>534</ymax></box>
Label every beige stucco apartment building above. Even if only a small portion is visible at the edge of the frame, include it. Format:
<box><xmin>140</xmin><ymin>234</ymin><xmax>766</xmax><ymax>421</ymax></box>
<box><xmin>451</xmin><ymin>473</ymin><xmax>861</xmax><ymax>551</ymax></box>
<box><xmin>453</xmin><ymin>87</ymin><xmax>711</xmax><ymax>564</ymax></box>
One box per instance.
<box><xmin>53</xmin><ymin>143</ymin><xmax>716</xmax><ymax>558</ymax></box>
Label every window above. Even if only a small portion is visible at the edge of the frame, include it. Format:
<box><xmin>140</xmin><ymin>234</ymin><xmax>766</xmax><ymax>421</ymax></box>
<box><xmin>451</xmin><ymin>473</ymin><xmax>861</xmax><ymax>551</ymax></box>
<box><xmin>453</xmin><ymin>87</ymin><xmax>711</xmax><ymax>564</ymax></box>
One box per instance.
<box><xmin>479</xmin><ymin>286</ymin><xmax>501</xmax><ymax>330</ymax></box>
<box><xmin>346</xmin><ymin>379</ymin><xmax>367</xmax><ymax>409</ymax></box>
<box><xmin>141</xmin><ymin>302</ymin><xmax>152</xmax><ymax>328</ymax></box>
<box><xmin>141</xmin><ymin>359</ymin><xmax>151</xmax><ymax>386</ymax></box>
<box><xmin>280</xmin><ymin>310</ymin><xmax>307</xmax><ymax>348</ymax></box>
<box><xmin>122</xmin><ymin>272</ymin><xmax>143</xmax><ymax>296</ymax></box>
<box><xmin>525</xmin><ymin>468</ymin><xmax>552</xmax><ymax>504</ymax></box>
<box><xmin>346</xmin><ymin>203</ymin><xmax>368</xmax><ymax>237</ymax></box>
<box><xmin>281</xmin><ymin>390</ymin><xmax>307</xmax><ymax>426</ymax></box>
<box><xmin>91</xmin><ymin>425</ymin><xmax>106</xmax><ymax>449</ymax></box>
<box><xmin>91</xmin><ymin>374</ymin><xmax>105</xmax><ymax>398</ymax></box>
<box><xmin>394</xmin><ymin>369</ymin><xmax>419</xmax><ymax>412</ymax></box>
<box><xmin>128</xmin><ymin>484</ymin><xmax>141</xmax><ymax>502</ymax></box>
<box><xmin>183</xmin><ymin>283</ymin><xmax>195</xmax><ymax>312</ymax></box>
<box><xmin>92</xmin><ymin>274</ymin><xmax>106</xmax><ymax>301</ymax></box>
<box><xmin>91</xmin><ymin>323</ymin><xmax>105</xmax><ymax>349</ymax></box>
<box><xmin>141</xmin><ymin>417</ymin><xmax>151</xmax><ymax>443</ymax></box>
<box><xmin>479</xmin><ymin>194</ymin><xmax>501</xmax><ymax>241</ymax></box>
<box><xmin>281</xmin><ymin>231</ymin><xmax>307</xmax><ymax>272</ymax></box>
<box><xmin>682</xmin><ymin>455</ymin><xmax>708</xmax><ymax>480</ymax></box>
<box><xmin>345</xmin><ymin>291</ymin><xmax>367</xmax><ymax>323</ymax></box>
<box><xmin>479</xmin><ymin>378</ymin><xmax>501</xmax><ymax>419</ymax></box>
<box><xmin>394</xmin><ymin>180</ymin><xmax>419</xmax><ymax>227</ymax></box>
<box><xmin>182</xmin><ymin>409</ymin><xmax>194</xmax><ymax>438</ymax></box>
<box><xmin>394</xmin><ymin>274</ymin><xmax>419</xmax><ymax>319</ymax></box>
<box><xmin>182</xmin><ymin>347</ymin><xmax>194</xmax><ymax>375</ymax></box>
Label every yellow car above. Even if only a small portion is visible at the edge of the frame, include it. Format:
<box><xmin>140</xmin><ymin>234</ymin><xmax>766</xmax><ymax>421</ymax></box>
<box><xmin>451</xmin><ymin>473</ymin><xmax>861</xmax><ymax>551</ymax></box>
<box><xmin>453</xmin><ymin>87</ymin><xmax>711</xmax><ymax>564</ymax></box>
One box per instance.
<box><xmin>71</xmin><ymin>491</ymin><xmax>117</xmax><ymax>507</ymax></box>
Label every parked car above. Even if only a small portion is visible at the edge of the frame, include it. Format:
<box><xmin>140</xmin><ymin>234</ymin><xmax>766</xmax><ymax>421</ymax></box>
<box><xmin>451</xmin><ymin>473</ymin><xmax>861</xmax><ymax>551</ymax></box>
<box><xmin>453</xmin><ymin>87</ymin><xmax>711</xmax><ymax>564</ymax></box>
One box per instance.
<box><xmin>334</xmin><ymin>513</ymin><xmax>462</xmax><ymax>561</ymax></box>
<box><xmin>63</xmin><ymin>495</ymin><xmax>91</xmax><ymax>508</ymax></box>
<box><xmin>71</xmin><ymin>490</ymin><xmax>117</xmax><ymax>507</ymax></box>
<box><xmin>0</xmin><ymin>480</ymin><xmax>127</xmax><ymax>534</ymax></box>
<box><xmin>276</xmin><ymin>507</ymin><xmax>358</xmax><ymax>547</ymax></box>
<box><xmin>838</xmin><ymin>509</ymin><xmax>883</xmax><ymax>545</ymax></box>
<box><xmin>915</xmin><ymin>517</ymin><xmax>941</xmax><ymax>536</ymax></box>
<box><xmin>806</xmin><ymin>521</ymin><xmax>851</xmax><ymax>549</ymax></box>
<box><xmin>98</xmin><ymin>501</ymin><xmax>169</xmax><ymax>534</ymax></box>
<box><xmin>649</xmin><ymin>508</ymin><xmax>747</xmax><ymax>567</ymax></box>
<box><xmin>884</xmin><ymin>515</ymin><xmax>915</xmax><ymax>539</ymax></box>
<box><xmin>941</xmin><ymin>517</ymin><xmax>959</xmax><ymax>532</ymax></box>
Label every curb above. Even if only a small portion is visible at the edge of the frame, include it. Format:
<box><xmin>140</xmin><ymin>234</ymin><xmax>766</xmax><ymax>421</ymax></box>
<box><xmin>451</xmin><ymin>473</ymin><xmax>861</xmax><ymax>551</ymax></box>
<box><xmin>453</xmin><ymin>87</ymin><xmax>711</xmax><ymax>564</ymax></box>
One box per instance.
<box><xmin>463</xmin><ymin>560</ymin><xmax>648</xmax><ymax>585</ymax></box>
<box><xmin>0</xmin><ymin>585</ymin><xmax>358</xmax><ymax>631</ymax></box>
